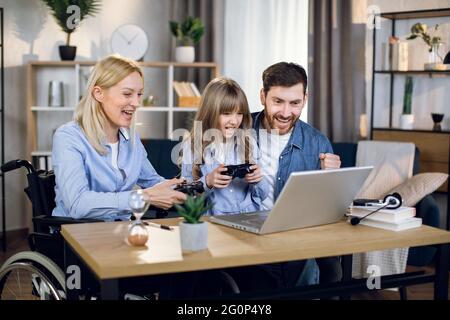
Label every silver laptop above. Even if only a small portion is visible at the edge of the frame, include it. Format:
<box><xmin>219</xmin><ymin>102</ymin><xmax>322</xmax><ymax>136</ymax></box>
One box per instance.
<box><xmin>209</xmin><ymin>166</ymin><xmax>373</xmax><ymax>234</ymax></box>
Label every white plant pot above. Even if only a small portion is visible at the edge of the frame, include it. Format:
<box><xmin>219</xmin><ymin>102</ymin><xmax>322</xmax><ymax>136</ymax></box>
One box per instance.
<box><xmin>175</xmin><ymin>46</ymin><xmax>195</xmax><ymax>63</ymax></box>
<box><xmin>400</xmin><ymin>114</ymin><xmax>414</xmax><ymax>130</ymax></box>
<box><xmin>179</xmin><ymin>221</ymin><xmax>208</xmax><ymax>252</ymax></box>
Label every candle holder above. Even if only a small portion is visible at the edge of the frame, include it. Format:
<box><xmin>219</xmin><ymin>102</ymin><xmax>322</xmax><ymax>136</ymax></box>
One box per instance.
<box><xmin>431</xmin><ymin>113</ymin><xmax>444</xmax><ymax>131</ymax></box>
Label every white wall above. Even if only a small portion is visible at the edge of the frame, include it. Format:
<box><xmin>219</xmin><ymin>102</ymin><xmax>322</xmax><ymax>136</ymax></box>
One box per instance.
<box><xmin>0</xmin><ymin>0</ymin><xmax>173</xmax><ymax>231</ymax></box>
<box><xmin>365</xmin><ymin>0</ymin><xmax>450</xmax><ymax>131</ymax></box>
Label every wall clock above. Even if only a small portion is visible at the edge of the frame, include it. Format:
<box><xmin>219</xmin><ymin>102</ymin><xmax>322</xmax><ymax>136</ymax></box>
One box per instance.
<box><xmin>111</xmin><ymin>24</ymin><xmax>148</xmax><ymax>61</ymax></box>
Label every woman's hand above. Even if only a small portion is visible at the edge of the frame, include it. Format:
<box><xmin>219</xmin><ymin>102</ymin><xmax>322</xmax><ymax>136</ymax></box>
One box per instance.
<box><xmin>143</xmin><ymin>178</ymin><xmax>187</xmax><ymax>210</ymax></box>
<box><xmin>206</xmin><ymin>164</ymin><xmax>232</xmax><ymax>189</ymax></box>
<box><xmin>244</xmin><ymin>164</ymin><xmax>263</xmax><ymax>184</ymax></box>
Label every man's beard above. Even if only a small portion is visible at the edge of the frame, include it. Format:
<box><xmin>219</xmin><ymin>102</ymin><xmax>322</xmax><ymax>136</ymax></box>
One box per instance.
<box><xmin>264</xmin><ymin>111</ymin><xmax>299</xmax><ymax>134</ymax></box>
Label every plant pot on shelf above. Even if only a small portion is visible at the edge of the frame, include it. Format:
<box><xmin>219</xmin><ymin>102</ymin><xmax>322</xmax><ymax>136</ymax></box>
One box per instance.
<box><xmin>175</xmin><ymin>46</ymin><xmax>195</xmax><ymax>63</ymax></box>
<box><xmin>59</xmin><ymin>45</ymin><xmax>77</xmax><ymax>61</ymax></box>
<box><xmin>400</xmin><ymin>114</ymin><xmax>414</xmax><ymax>130</ymax></box>
<box><xmin>179</xmin><ymin>221</ymin><xmax>207</xmax><ymax>252</ymax></box>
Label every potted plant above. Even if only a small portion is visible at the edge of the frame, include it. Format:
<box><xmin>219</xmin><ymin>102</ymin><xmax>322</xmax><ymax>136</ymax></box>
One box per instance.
<box><xmin>42</xmin><ymin>0</ymin><xmax>101</xmax><ymax>60</ymax></box>
<box><xmin>400</xmin><ymin>76</ymin><xmax>414</xmax><ymax>130</ymax></box>
<box><xmin>175</xmin><ymin>194</ymin><xmax>211</xmax><ymax>252</ymax></box>
<box><xmin>406</xmin><ymin>23</ymin><xmax>445</xmax><ymax>70</ymax></box>
<box><xmin>169</xmin><ymin>16</ymin><xmax>204</xmax><ymax>63</ymax></box>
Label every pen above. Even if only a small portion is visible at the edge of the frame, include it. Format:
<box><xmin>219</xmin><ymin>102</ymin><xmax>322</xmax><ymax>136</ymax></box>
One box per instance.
<box><xmin>143</xmin><ymin>221</ymin><xmax>173</xmax><ymax>231</ymax></box>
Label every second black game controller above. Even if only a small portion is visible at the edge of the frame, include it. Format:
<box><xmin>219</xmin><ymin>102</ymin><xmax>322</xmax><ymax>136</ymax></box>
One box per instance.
<box><xmin>174</xmin><ymin>180</ymin><xmax>205</xmax><ymax>196</ymax></box>
<box><xmin>223</xmin><ymin>164</ymin><xmax>254</xmax><ymax>179</ymax></box>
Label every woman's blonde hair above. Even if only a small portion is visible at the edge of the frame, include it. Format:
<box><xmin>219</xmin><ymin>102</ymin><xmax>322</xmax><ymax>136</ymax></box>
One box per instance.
<box><xmin>74</xmin><ymin>54</ymin><xmax>143</xmax><ymax>155</ymax></box>
<box><xmin>186</xmin><ymin>77</ymin><xmax>253</xmax><ymax>180</ymax></box>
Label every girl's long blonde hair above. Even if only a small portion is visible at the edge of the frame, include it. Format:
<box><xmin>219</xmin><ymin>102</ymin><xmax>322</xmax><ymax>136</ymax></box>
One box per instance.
<box><xmin>186</xmin><ymin>77</ymin><xmax>253</xmax><ymax>180</ymax></box>
<box><xmin>74</xmin><ymin>54</ymin><xmax>143</xmax><ymax>155</ymax></box>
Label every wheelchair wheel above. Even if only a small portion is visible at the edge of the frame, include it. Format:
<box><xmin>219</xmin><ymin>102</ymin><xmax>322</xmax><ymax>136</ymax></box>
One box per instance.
<box><xmin>0</xmin><ymin>251</ymin><xmax>66</xmax><ymax>300</ymax></box>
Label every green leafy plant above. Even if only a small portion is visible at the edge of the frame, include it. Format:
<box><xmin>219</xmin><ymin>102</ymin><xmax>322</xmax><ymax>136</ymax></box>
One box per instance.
<box><xmin>406</xmin><ymin>23</ymin><xmax>441</xmax><ymax>52</ymax></box>
<box><xmin>42</xmin><ymin>0</ymin><xmax>101</xmax><ymax>46</ymax></box>
<box><xmin>169</xmin><ymin>16</ymin><xmax>205</xmax><ymax>46</ymax></box>
<box><xmin>175</xmin><ymin>194</ymin><xmax>212</xmax><ymax>224</ymax></box>
<box><xmin>402</xmin><ymin>77</ymin><xmax>414</xmax><ymax>115</ymax></box>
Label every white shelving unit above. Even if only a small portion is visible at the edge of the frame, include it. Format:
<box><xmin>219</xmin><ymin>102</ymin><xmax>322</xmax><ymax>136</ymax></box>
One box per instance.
<box><xmin>27</xmin><ymin>61</ymin><xmax>219</xmax><ymax>170</ymax></box>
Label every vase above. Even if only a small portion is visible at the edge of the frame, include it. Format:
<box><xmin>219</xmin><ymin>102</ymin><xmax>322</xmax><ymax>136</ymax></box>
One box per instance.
<box><xmin>48</xmin><ymin>81</ymin><xmax>64</xmax><ymax>107</ymax></box>
<box><xmin>425</xmin><ymin>42</ymin><xmax>446</xmax><ymax>70</ymax></box>
<box><xmin>179</xmin><ymin>221</ymin><xmax>208</xmax><ymax>252</ymax></box>
<box><xmin>175</xmin><ymin>46</ymin><xmax>195</xmax><ymax>63</ymax></box>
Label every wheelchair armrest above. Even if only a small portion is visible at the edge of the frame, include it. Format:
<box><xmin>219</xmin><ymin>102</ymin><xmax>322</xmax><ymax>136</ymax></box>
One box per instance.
<box><xmin>33</xmin><ymin>215</ymin><xmax>103</xmax><ymax>227</ymax></box>
<box><xmin>143</xmin><ymin>206</ymin><xmax>180</xmax><ymax>219</ymax></box>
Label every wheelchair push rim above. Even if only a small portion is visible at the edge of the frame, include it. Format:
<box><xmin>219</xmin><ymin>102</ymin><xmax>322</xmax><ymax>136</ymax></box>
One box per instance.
<box><xmin>0</xmin><ymin>262</ymin><xmax>63</xmax><ymax>300</ymax></box>
<box><xmin>0</xmin><ymin>251</ymin><xmax>66</xmax><ymax>300</ymax></box>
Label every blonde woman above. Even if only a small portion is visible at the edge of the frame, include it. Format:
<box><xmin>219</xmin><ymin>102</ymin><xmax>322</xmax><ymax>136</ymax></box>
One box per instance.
<box><xmin>180</xmin><ymin>77</ymin><xmax>269</xmax><ymax>215</ymax></box>
<box><xmin>52</xmin><ymin>55</ymin><xmax>186</xmax><ymax>221</ymax></box>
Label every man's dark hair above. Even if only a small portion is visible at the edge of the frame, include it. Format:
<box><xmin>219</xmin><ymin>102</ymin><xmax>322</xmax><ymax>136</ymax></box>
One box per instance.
<box><xmin>262</xmin><ymin>62</ymin><xmax>307</xmax><ymax>96</ymax></box>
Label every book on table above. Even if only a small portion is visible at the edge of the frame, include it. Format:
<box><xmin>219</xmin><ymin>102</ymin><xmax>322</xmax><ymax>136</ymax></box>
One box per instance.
<box><xmin>356</xmin><ymin>217</ymin><xmax>422</xmax><ymax>232</ymax></box>
<box><xmin>347</xmin><ymin>205</ymin><xmax>416</xmax><ymax>223</ymax></box>
<box><xmin>347</xmin><ymin>205</ymin><xmax>422</xmax><ymax>231</ymax></box>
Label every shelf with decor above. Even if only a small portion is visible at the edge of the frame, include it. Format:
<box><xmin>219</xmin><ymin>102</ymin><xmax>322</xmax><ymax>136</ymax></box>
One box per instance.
<box><xmin>370</xmin><ymin>8</ymin><xmax>450</xmax><ymax>133</ymax></box>
<box><xmin>27</xmin><ymin>60</ymin><xmax>219</xmax><ymax>171</ymax></box>
<box><xmin>370</xmin><ymin>8</ymin><xmax>450</xmax><ymax>230</ymax></box>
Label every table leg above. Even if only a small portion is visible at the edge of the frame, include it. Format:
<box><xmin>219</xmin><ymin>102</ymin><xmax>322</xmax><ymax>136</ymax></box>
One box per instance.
<box><xmin>434</xmin><ymin>243</ymin><xmax>449</xmax><ymax>300</ymax></box>
<box><xmin>101</xmin><ymin>279</ymin><xmax>120</xmax><ymax>300</ymax></box>
<box><xmin>64</xmin><ymin>241</ymin><xmax>81</xmax><ymax>300</ymax></box>
<box><xmin>340</xmin><ymin>255</ymin><xmax>353</xmax><ymax>300</ymax></box>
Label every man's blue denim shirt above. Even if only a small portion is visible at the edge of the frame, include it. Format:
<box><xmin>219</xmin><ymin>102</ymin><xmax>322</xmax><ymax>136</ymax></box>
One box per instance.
<box><xmin>252</xmin><ymin>111</ymin><xmax>333</xmax><ymax>201</ymax></box>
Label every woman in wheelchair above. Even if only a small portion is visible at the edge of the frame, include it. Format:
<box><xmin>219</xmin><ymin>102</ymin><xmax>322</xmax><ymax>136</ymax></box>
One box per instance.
<box><xmin>52</xmin><ymin>55</ymin><xmax>186</xmax><ymax>221</ymax></box>
<box><xmin>0</xmin><ymin>55</ymin><xmax>197</xmax><ymax>300</ymax></box>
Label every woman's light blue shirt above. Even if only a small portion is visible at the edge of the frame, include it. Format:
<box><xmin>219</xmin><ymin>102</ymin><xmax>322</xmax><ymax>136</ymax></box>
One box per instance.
<box><xmin>52</xmin><ymin>121</ymin><xmax>164</xmax><ymax>221</ymax></box>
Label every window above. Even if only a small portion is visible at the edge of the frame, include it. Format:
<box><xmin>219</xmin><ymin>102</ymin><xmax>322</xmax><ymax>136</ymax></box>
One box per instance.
<box><xmin>223</xmin><ymin>0</ymin><xmax>309</xmax><ymax>121</ymax></box>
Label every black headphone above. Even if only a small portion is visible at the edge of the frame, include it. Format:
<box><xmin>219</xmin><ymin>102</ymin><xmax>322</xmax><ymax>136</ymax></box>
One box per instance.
<box><xmin>350</xmin><ymin>192</ymin><xmax>402</xmax><ymax>226</ymax></box>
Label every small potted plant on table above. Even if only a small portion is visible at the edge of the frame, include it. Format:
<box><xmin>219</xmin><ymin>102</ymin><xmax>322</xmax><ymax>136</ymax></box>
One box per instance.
<box><xmin>175</xmin><ymin>194</ymin><xmax>211</xmax><ymax>252</ymax></box>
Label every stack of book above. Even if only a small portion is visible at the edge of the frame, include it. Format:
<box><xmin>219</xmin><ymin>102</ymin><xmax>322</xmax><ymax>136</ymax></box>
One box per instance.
<box><xmin>173</xmin><ymin>81</ymin><xmax>201</xmax><ymax>107</ymax></box>
<box><xmin>347</xmin><ymin>205</ymin><xmax>422</xmax><ymax>231</ymax></box>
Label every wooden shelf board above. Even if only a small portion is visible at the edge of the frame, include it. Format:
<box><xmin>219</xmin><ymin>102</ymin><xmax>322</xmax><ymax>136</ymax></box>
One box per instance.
<box><xmin>373</xmin><ymin>127</ymin><xmax>450</xmax><ymax>134</ymax></box>
<box><xmin>29</xmin><ymin>61</ymin><xmax>218</xmax><ymax>69</ymax></box>
<box><xmin>375</xmin><ymin>70</ymin><xmax>450</xmax><ymax>75</ymax></box>
<box><xmin>137</xmin><ymin>107</ymin><xmax>170</xmax><ymax>112</ymax></box>
<box><xmin>31</xmin><ymin>106</ymin><xmax>75</xmax><ymax>111</ymax></box>
<box><xmin>173</xmin><ymin>107</ymin><xmax>198</xmax><ymax>112</ymax></box>
<box><xmin>380</xmin><ymin>8</ymin><xmax>450</xmax><ymax>20</ymax></box>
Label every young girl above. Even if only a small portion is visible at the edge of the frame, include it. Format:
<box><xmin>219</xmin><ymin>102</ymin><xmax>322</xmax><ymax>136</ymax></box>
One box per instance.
<box><xmin>180</xmin><ymin>77</ymin><xmax>269</xmax><ymax>215</ymax></box>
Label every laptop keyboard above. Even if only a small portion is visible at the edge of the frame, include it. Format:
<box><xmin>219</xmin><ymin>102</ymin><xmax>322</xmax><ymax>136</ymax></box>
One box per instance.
<box><xmin>237</xmin><ymin>212</ymin><xmax>269</xmax><ymax>227</ymax></box>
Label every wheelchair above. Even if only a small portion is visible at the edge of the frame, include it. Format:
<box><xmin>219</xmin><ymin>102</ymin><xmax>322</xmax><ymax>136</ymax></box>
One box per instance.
<box><xmin>0</xmin><ymin>160</ymin><xmax>240</xmax><ymax>300</ymax></box>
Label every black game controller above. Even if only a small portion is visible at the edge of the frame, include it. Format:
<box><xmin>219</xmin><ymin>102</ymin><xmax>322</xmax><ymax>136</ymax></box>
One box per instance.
<box><xmin>223</xmin><ymin>164</ymin><xmax>254</xmax><ymax>179</ymax></box>
<box><xmin>174</xmin><ymin>180</ymin><xmax>204</xmax><ymax>196</ymax></box>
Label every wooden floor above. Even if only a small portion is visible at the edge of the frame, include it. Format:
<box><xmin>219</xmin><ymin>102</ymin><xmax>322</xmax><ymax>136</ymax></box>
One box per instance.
<box><xmin>1</xmin><ymin>235</ymin><xmax>449</xmax><ymax>300</ymax></box>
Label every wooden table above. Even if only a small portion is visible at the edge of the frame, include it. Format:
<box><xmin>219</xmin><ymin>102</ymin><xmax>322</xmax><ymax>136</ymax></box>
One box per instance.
<box><xmin>61</xmin><ymin>218</ymin><xmax>450</xmax><ymax>300</ymax></box>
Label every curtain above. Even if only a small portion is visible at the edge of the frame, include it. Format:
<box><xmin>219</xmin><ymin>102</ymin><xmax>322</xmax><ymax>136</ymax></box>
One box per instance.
<box><xmin>308</xmin><ymin>0</ymin><xmax>366</xmax><ymax>142</ymax></box>
<box><xmin>223</xmin><ymin>0</ymin><xmax>309</xmax><ymax>114</ymax></box>
<box><xmin>170</xmin><ymin>0</ymin><xmax>224</xmax><ymax>90</ymax></box>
